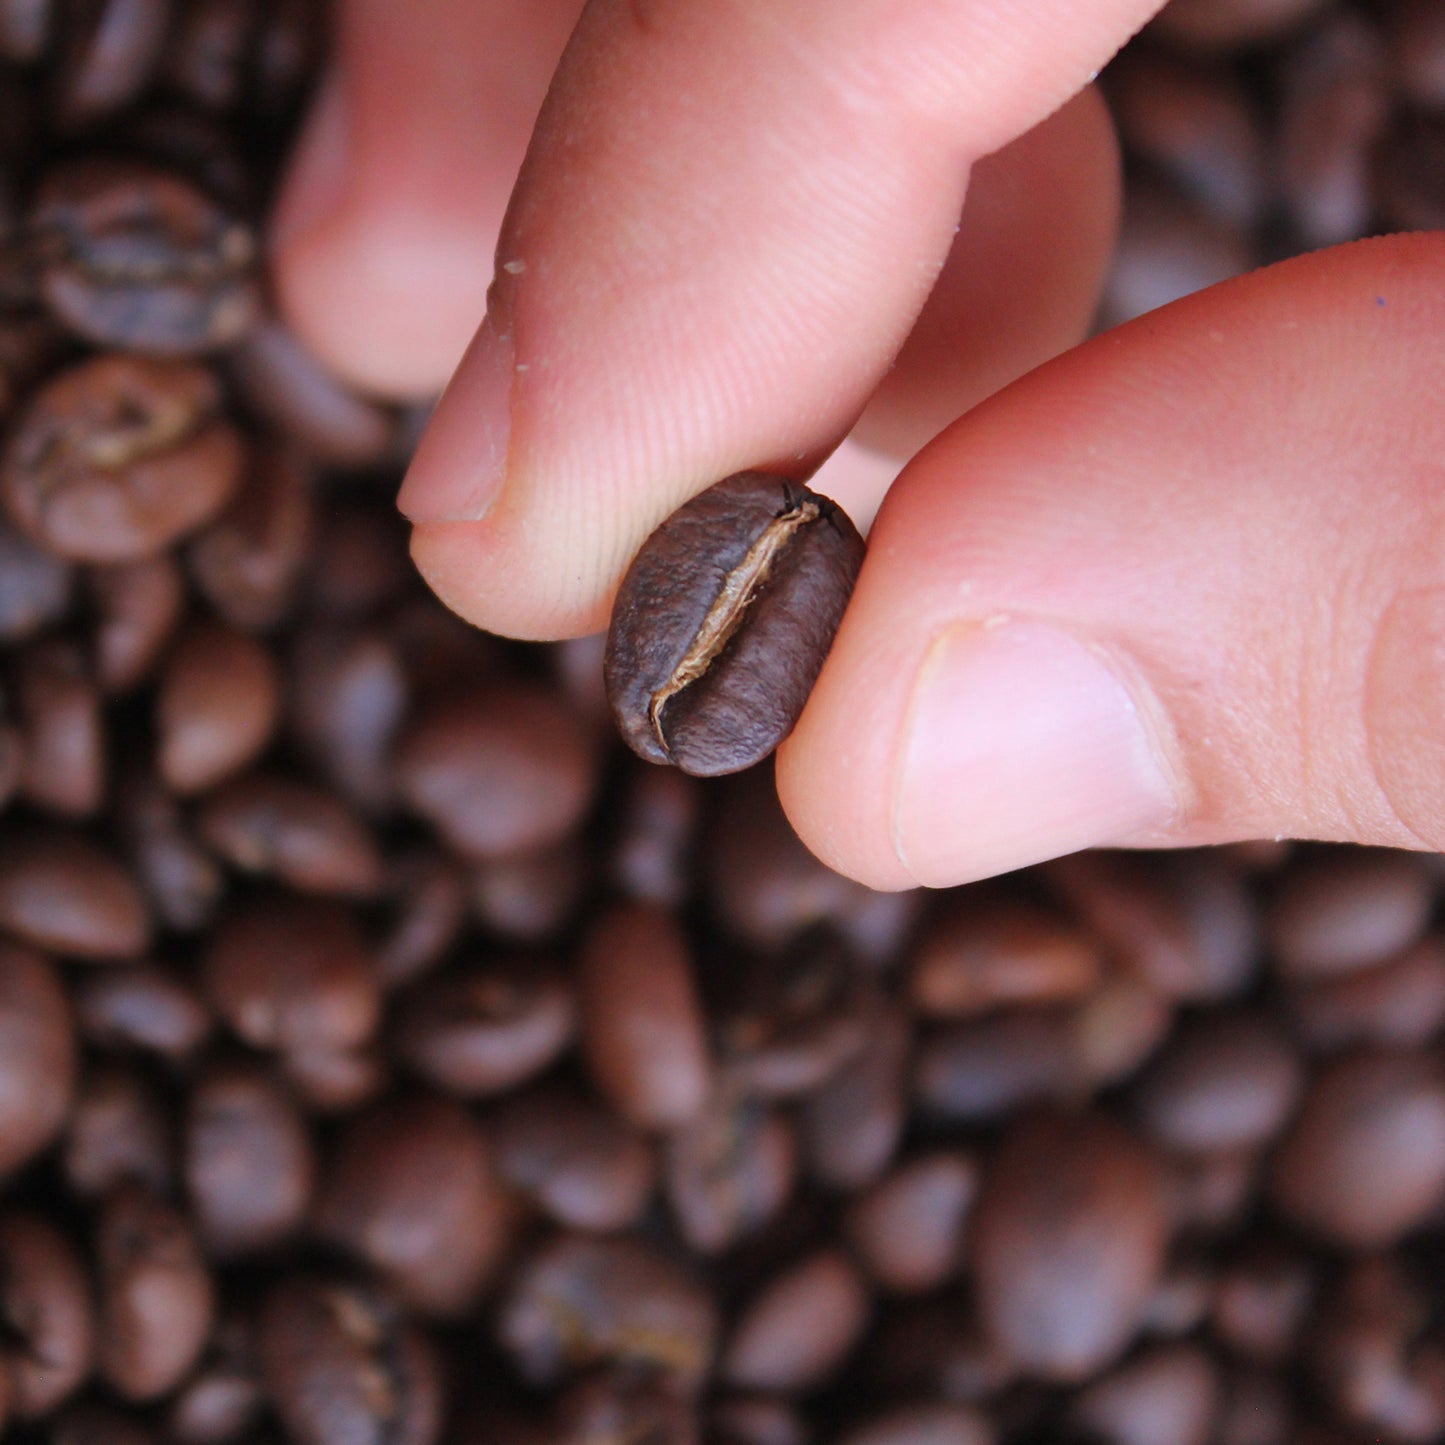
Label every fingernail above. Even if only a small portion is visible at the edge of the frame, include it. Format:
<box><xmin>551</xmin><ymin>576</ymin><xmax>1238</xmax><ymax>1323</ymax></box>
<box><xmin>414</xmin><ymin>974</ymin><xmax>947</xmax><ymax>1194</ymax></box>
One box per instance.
<box><xmin>269</xmin><ymin>70</ymin><xmax>350</xmax><ymax>255</ymax></box>
<box><xmin>397</xmin><ymin>308</ymin><xmax>515</xmax><ymax>523</ymax></box>
<box><xmin>893</xmin><ymin>619</ymin><xmax>1183</xmax><ymax>886</ymax></box>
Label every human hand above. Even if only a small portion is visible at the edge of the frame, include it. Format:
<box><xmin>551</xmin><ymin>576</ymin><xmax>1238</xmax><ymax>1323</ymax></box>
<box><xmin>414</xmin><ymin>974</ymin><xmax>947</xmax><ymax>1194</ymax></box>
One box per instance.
<box><xmin>270</xmin><ymin>0</ymin><xmax>1445</xmax><ymax>891</ymax></box>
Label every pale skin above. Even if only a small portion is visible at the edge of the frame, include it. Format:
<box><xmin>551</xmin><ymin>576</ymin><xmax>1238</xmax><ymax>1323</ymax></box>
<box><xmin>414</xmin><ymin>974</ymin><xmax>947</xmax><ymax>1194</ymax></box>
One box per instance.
<box><xmin>270</xmin><ymin>0</ymin><xmax>1445</xmax><ymax>891</ymax></box>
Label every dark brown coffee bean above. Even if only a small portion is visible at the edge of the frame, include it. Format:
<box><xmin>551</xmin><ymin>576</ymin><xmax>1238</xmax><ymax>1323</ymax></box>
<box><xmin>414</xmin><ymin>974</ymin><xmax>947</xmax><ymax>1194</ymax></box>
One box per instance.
<box><xmin>664</xmin><ymin>1093</ymin><xmax>796</xmax><ymax>1254</ymax></box>
<box><xmin>95</xmin><ymin>1182</ymin><xmax>214</xmax><ymax>1401</ymax></box>
<box><xmin>318</xmin><ymin>1094</ymin><xmax>510</xmax><ymax>1317</ymax></box>
<box><xmin>157</xmin><ymin>619</ymin><xmax>281</xmax><ymax>794</ymax></box>
<box><xmin>258</xmin><ymin>1276</ymin><xmax>442</xmax><ymax>1445</ymax></box>
<box><xmin>972</xmin><ymin>1111</ymin><xmax>1169</xmax><ymax>1380</ymax></box>
<box><xmin>1211</xmin><ymin>1246</ymin><xmax>1316</xmax><ymax>1364</ymax></box>
<box><xmin>493</xmin><ymin>1085</ymin><xmax>656</xmax><ymax>1233</ymax></box>
<box><xmin>1132</xmin><ymin>1013</ymin><xmax>1303</xmax><ymax>1154</ymax></box>
<box><xmin>120</xmin><ymin>102</ymin><xmax>251</xmax><ymax>206</ymax></box>
<box><xmin>721</xmin><ymin>1250</ymin><xmax>870</xmax><ymax>1392</ymax></box>
<box><xmin>187</xmin><ymin>447</ymin><xmax>313</xmax><ymax>629</ymax></box>
<box><xmin>837</xmin><ymin>1406</ymin><xmax>994</xmax><ymax>1445</ymax></box>
<box><xmin>1270</xmin><ymin>1048</ymin><xmax>1445</xmax><ymax>1247</ymax></box>
<box><xmin>579</xmin><ymin>902</ymin><xmax>711</xmax><ymax>1128</ymax></box>
<box><xmin>1</xmin><ymin>355</ymin><xmax>243</xmax><ymax>563</ymax></box>
<box><xmin>63</xmin><ymin>1064</ymin><xmax>173</xmax><ymax>1198</ymax></box>
<box><xmin>89</xmin><ymin>553</ymin><xmax>184</xmax><ymax>693</ymax></box>
<box><xmin>1269</xmin><ymin>849</ymin><xmax>1435</xmax><ymax>982</ymax></box>
<box><xmin>844</xmin><ymin>1151</ymin><xmax>979</xmax><ymax>1295</ymax></box>
<box><xmin>396</xmin><ymin>961</ymin><xmax>576</xmax><ymax>1097</ymax></box>
<box><xmin>471</xmin><ymin>839</ymin><xmax>590</xmax><ymax>944</ymax></box>
<box><xmin>31</xmin><ymin>158</ymin><xmax>258</xmax><ymax>352</ymax></box>
<box><xmin>185</xmin><ymin>1063</ymin><xmax>313</xmax><ymax>1256</ymax></box>
<box><xmin>75</xmin><ymin>963</ymin><xmax>211</xmax><ymax>1060</ymax></box>
<box><xmin>310</xmin><ymin>503</ymin><xmax>414</xmax><ymax>623</ymax></box>
<box><xmin>611</xmin><ymin>762</ymin><xmax>700</xmax><ymax>907</ymax></box>
<box><xmin>203</xmin><ymin>894</ymin><xmax>380</xmax><ymax>1054</ymax></box>
<box><xmin>0</xmin><ymin>1210</ymin><xmax>92</xmax><ymax>1418</ymax></box>
<box><xmin>1375</xmin><ymin>110</ymin><xmax>1445</xmax><ymax>234</ymax></box>
<box><xmin>0</xmin><ymin>0</ymin><xmax>49</xmax><ymax>61</ymax></box>
<box><xmin>162</xmin><ymin>0</ymin><xmax>256</xmax><ymax>110</ymax></box>
<box><xmin>197</xmin><ymin>771</ymin><xmax>383</xmax><ymax>896</ymax></box>
<box><xmin>373</xmin><ymin>849</ymin><xmax>466</xmax><ymax>990</ymax></box>
<box><xmin>395</xmin><ymin>679</ymin><xmax>599</xmax><ymax>861</ymax></box>
<box><xmin>914</xmin><ymin>1012</ymin><xmax>1075</xmax><ymax>1124</ymax></box>
<box><xmin>910</xmin><ymin>896</ymin><xmax>1102</xmax><ymax>1018</ymax></box>
<box><xmin>1162</xmin><ymin>1148</ymin><xmax>1259</xmax><ymax>1236</ymax></box>
<box><xmin>53</xmin><ymin>1403</ymin><xmax>158</xmax><ymax>1445</ymax></box>
<box><xmin>1071</xmin><ymin>975</ymin><xmax>1176</xmax><ymax>1090</ymax></box>
<box><xmin>1069</xmin><ymin>1343</ymin><xmax>1218</xmax><ymax>1445</ymax></box>
<box><xmin>0</xmin><ymin>940</ymin><xmax>73</xmax><ymax>1176</ymax></box>
<box><xmin>1148</xmin><ymin>0</ymin><xmax>1325</xmax><ymax>49</ymax></box>
<box><xmin>0</xmin><ymin>520</ymin><xmax>71</xmax><ymax>641</ymax></box>
<box><xmin>553</xmin><ymin>1375</ymin><xmax>699</xmax><ymax>1445</ymax></box>
<box><xmin>1387</xmin><ymin>0</ymin><xmax>1445</xmax><ymax>106</ymax></box>
<box><xmin>51</xmin><ymin>0</ymin><xmax>173</xmax><ymax>128</ymax></box>
<box><xmin>167</xmin><ymin>1311</ymin><xmax>262</xmax><ymax>1445</ymax></box>
<box><xmin>1142</xmin><ymin>1258</ymin><xmax>1216</xmax><ymax>1339</ymax></box>
<box><xmin>282</xmin><ymin>1043</ymin><xmax>388</xmax><ymax>1116</ymax></box>
<box><xmin>115</xmin><ymin>764</ymin><xmax>225</xmax><ymax>931</ymax></box>
<box><xmin>606</xmin><ymin>472</ymin><xmax>865</xmax><ymax>775</ymax></box>
<box><xmin>1287</xmin><ymin>935</ymin><xmax>1445</xmax><ymax>1052</ymax></box>
<box><xmin>499</xmin><ymin>1234</ymin><xmax>718</xmax><ymax>1390</ymax></box>
<box><xmin>16</xmin><ymin>637</ymin><xmax>104</xmax><ymax>816</ymax></box>
<box><xmin>708</xmin><ymin>1396</ymin><xmax>810</xmax><ymax>1445</ymax></box>
<box><xmin>229</xmin><ymin>317</ymin><xmax>397</xmax><ymax>466</ymax></box>
<box><xmin>0</xmin><ymin>827</ymin><xmax>150</xmax><ymax>958</ymax></box>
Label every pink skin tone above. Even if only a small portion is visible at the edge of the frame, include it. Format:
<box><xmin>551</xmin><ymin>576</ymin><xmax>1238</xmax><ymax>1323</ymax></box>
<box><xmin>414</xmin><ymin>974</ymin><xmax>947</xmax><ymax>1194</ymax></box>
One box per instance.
<box><xmin>271</xmin><ymin>0</ymin><xmax>1445</xmax><ymax>890</ymax></box>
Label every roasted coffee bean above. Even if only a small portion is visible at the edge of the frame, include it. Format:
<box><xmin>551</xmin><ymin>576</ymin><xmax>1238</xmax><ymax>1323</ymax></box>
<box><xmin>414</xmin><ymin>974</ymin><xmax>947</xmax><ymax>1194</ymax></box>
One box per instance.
<box><xmin>579</xmin><ymin>902</ymin><xmax>711</xmax><ymax>1128</ymax></box>
<box><xmin>396</xmin><ymin>960</ymin><xmax>576</xmax><ymax>1097</ymax></box>
<box><xmin>552</xmin><ymin>1375</ymin><xmax>699</xmax><ymax>1445</ymax></box>
<box><xmin>258</xmin><ymin>1276</ymin><xmax>442</xmax><ymax>1445</ymax></box>
<box><xmin>184</xmin><ymin>1062</ymin><xmax>312</xmax><ymax>1256</ymax></box>
<box><xmin>0</xmin><ymin>0</ymin><xmax>50</xmax><ymax>61</ymax></box>
<box><xmin>63</xmin><ymin>1064</ymin><xmax>173</xmax><ymax>1198</ymax></box>
<box><xmin>89</xmin><ymin>553</ymin><xmax>185</xmax><ymax>692</ymax></box>
<box><xmin>0</xmin><ymin>520</ymin><xmax>71</xmax><ymax>640</ymax></box>
<box><xmin>915</xmin><ymin>1012</ymin><xmax>1076</xmax><ymax>1124</ymax></box>
<box><xmin>493</xmin><ymin>1085</ymin><xmax>656</xmax><ymax>1233</ymax></box>
<box><xmin>471</xmin><ymin>839</ymin><xmax>590</xmax><ymax>944</ymax></box>
<box><xmin>708</xmin><ymin>1396</ymin><xmax>810</xmax><ymax>1445</ymax></box>
<box><xmin>53</xmin><ymin>1403</ymin><xmax>158</xmax><ymax>1445</ymax></box>
<box><xmin>0</xmin><ymin>940</ymin><xmax>74</xmax><ymax>1176</ymax></box>
<box><xmin>282</xmin><ymin>1042</ymin><xmax>388</xmax><ymax>1116</ymax></box>
<box><xmin>498</xmin><ymin>1234</ymin><xmax>718</xmax><ymax>1390</ymax></box>
<box><xmin>1287</xmin><ymin>935</ymin><xmax>1445</xmax><ymax>1052</ymax></box>
<box><xmin>75</xmin><ymin>963</ymin><xmax>211</xmax><ymax>1060</ymax></box>
<box><xmin>95</xmin><ymin>1181</ymin><xmax>215</xmax><ymax>1401</ymax></box>
<box><xmin>395</xmin><ymin>678</ymin><xmax>600</xmax><ymax>861</ymax></box>
<box><xmin>1</xmin><ymin>354</ymin><xmax>244</xmax><ymax>563</ymax></box>
<box><xmin>372</xmin><ymin>849</ymin><xmax>466</xmax><ymax>990</ymax></box>
<box><xmin>16</xmin><ymin>637</ymin><xmax>104</xmax><ymax>816</ymax></box>
<box><xmin>203</xmin><ymin>894</ymin><xmax>380</xmax><ymax>1055</ymax></box>
<box><xmin>31</xmin><ymin>159</ymin><xmax>258</xmax><ymax>352</ymax></box>
<box><xmin>1270</xmin><ymin>1048</ymin><xmax>1445</xmax><ymax>1247</ymax></box>
<box><xmin>836</xmin><ymin>1405</ymin><xmax>994</xmax><ymax>1445</ymax></box>
<box><xmin>156</xmin><ymin>619</ymin><xmax>281</xmax><ymax>794</ymax></box>
<box><xmin>605</xmin><ymin>472</ymin><xmax>865</xmax><ymax>776</ymax></box>
<box><xmin>0</xmin><ymin>827</ymin><xmax>150</xmax><ymax>958</ymax></box>
<box><xmin>721</xmin><ymin>1251</ymin><xmax>871</xmax><ymax>1393</ymax></box>
<box><xmin>318</xmin><ymin>1094</ymin><xmax>510</xmax><ymax>1317</ymax></box>
<box><xmin>1211</xmin><ymin>1246</ymin><xmax>1316</xmax><ymax>1363</ymax></box>
<box><xmin>1148</xmin><ymin>0</ymin><xmax>1326</xmax><ymax>49</ymax></box>
<box><xmin>162</xmin><ymin>0</ymin><xmax>257</xmax><ymax>111</ymax></box>
<box><xmin>115</xmin><ymin>764</ymin><xmax>225</xmax><ymax>930</ymax></box>
<box><xmin>1068</xmin><ymin>1342</ymin><xmax>1218</xmax><ymax>1445</ymax></box>
<box><xmin>971</xmin><ymin>1111</ymin><xmax>1170</xmax><ymax>1381</ymax></box>
<box><xmin>51</xmin><ymin>0</ymin><xmax>173</xmax><ymax>128</ymax></box>
<box><xmin>167</xmin><ymin>1311</ymin><xmax>262</xmax><ymax>1445</ymax></box>
<box><xmin>0</xmin><ymin>1210</ymin><xmax>93</xmax><ymax>1418</ymax></box>
<box><xmin>610</xmin><ymin>761</ymin><xmax>700</xmax><ymax>907</ymax></box>
<box><xmin>197</xmin><ymin>770</ymin><xmax>384</xmax><ymax>896</ymax></box>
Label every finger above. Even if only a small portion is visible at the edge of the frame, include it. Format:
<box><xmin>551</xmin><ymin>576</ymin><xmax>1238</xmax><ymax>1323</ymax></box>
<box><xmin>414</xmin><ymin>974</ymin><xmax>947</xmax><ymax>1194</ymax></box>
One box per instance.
<box><xmin>777</xmin><ymin>233</ymin><xmax>1445</xmax><ymax>890</ymax></box>
<box><xmin>400</xmin><ymin>0</ymin><xmax>1165</xmax><ymax>639</ymax></box>
<box><xmin>270</xmin><ymin>0</ymin><xmax>584</xmax><ymax>399</ymax></box>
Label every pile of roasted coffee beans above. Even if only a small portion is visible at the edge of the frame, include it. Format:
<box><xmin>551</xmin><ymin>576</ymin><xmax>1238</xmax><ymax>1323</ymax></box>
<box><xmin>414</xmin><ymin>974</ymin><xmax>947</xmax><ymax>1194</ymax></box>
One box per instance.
<box><xmin>0</xmin><ymin>2</ymin><xmax>1439</xmax><ymax>1444</ymax></box>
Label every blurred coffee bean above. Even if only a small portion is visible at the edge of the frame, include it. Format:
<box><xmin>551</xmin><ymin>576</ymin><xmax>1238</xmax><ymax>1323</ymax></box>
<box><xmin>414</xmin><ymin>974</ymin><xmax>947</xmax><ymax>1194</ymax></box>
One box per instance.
<box><xmin>0</xmin><ymin>826</ymin><xmax>149</xmax><ymax>957</ymax></box>
<box><xmin>187</xmin><ymin>447</ymin><xmax>313</xmax><ymax>629</ymax></box>
<box><xmin>204</xmin><ymin>893</ymin><xmax>379</xmax><ymax>1055</ymax></box>
<box><xmin>63</xmin><ymin>1063</ymin><xmax>172</xmax><ymax>1197</ymax></box>
<box><xmin>309</xmin><ymin>503</ymin><xmax>414</xmax><ymax>622</ymax></box>
<box><xmin>16</xmin><ymin>637</ymin><xmax>103</xmax><ymax>816</ymax></box>
<box><xmin>1068</xmin><ymin>1343</ymin><xmax>1218</xmax><ymax>1445</ymax></box>
<box><xmin>184</xmin><ymin>1062</ymin><xmax>312</xmax><ymax>1256</ymax></box>
<box><xmin>395</xmin><ymin>679</ymin><xmax>599</xmax><ymax>861</ymax></box>
<box><xmin>1070</xmin><ymin>975</ymin><xmax>1175</xmax><ymax>1090</ymax></box>
<box><xmin>915</xmin><ymin>1012</ymin><xmax>1075</xmax><ymax>1124</ymax></box>
<box><xmin>663</xmin><ymin>1092</ymin><xmax>796</xmax><ymax>1254</ymax></box>
<box><xmin>1286</xmin><ymin>935</ymin><xmax>1445</xmax><ymax>1052</ymax></box>
<box><xmin>115</xmin><ymin>764</ymin><xmax>224</xmax><ymax>930</ymax></box>
<box><xmin>800</xmin><ymin>1002</ymin><xmax>909</xmax><ymax>1188</ymax></box>
<box><xmin>156</xmin><ymin>619</ymin><xmax>281</xmax><ymax>793</ymax></box>
<box><xmin>579</xmin><ymin>902</ymin><xmax>710</xmax><ymax>1128</ymax></box>
<box><xmin>162</xmin><ymin>0</ymin><xmax>257</xmax><ymax>111</ymax></box>
<box><xmin>89</xmin><ymin>553</ymin><xmax>184</xmax><ymax>692</ymax></box>
<box><xmin>1386</xmin><ymin>0</ymin><xmax>1445</xmax><ymax>107</ymax></box>
<box><xmin>1</xmin><ymin>354</ymin><xmax>244</xmax><ymax>563</ymax></box>
<box><xmin>1268</xmin><ymin>849</ymin><xmax>1435</xmax><ymax>980</ymax></box>
<box><xmin>909</xmin><ymin>895</ymin><xmax>1102</xmax><ymax>1018</ymax></box>
<box><xmin>972</xmin><ymin>1111</ymin><xmax>1170</xmax><ymax>1381</ymax></box>
<box><xmin>251</xmin><ymin>0</ymin><xmax>323</xmax><ymax>116</ymax></box>
<box><xmin>0</xmin><ymin>520</ymin><xmax>70</xmax><ymax>640</ymax></box>
<box><xmin>498</xmin><ymin>1234</ymin><xmax>718</xmax><ymax>1390</ymax></box>
<box><xmin>721</xmin><ymin>1251</ymin><xmax>871</xmax><ymax>1393</ymax></box>
<box><xmin>1142</xmin><ymin>1257</ymin><xmax>1216</xmax><ymax>1338</ymax></box>
<box><xmin>119</xmin><ymin>102</ymin><xmax>251</xmax><ymax>206</ymax></box>
<box><xmin>0</xmin><ymin>1210</ymin><xmax>93</xmax><ymax>1417</ymax></box>
<box><xmin>197</xmin><ymin>770</ymin><xmax>383</xmax><ymax>896</ymax></box>
<box><xmin>0</xmin><ymin>940</ymin><xmax>73</xmax><ymax>1176</ymax></box>
<box><xmin>610</xmin><ymin>762</ymin><xmax>700</xmax><ymax>906</ymax></box>
<box><xmin>318</xmin><ymin>1094</ymin><xmax>510</xmax><ymax>1317</ymax></box>
<box><xmin>229</xmin><ymin>316</ymin><xmax>397</xmax><ymax>466</ymax></box>
<box><xmin>553</xmin><ymin>1374</ymin><xmax>699</xmax><ymax>1445</ymax></box>
<box><xmin>396</xmin><ymin>960</ymin><xmax>576</xmax><ymax>1097</ymax></box>
<box><xmin>31</xmin><ymin>158</ymin><xmax>259</xmax><ymax>352</ymax></box>
<box><xmin>1211</xmin><ymin>1245</ymin><xmax>1316</xmax><ymax>1363</ymax></box>
<box><xmin>0</xmin><ymin>0</ymin><xmax>50</xmax><ymax>61</ymax></box>
<box><xmin>258</xmin><ymin>1276</ymin><xmax>442</xmax><ymax>1445</ymax></box>
<box><xmin>1270</xmin><ymin>1048</ymin><xmax>1445</xmax><ymax>1247</ymax></box>
<box><xmin>53</xmin><ymin>1403</ymin><xmax>158</xmax><ymax>1445</ymax></box>
<box><xmin>1162</xmin><ymin>1148</ymin><xmax>1260</xmax><ymax>1235</ymax></box>
<box><xmin>95</xmin><ymin>1181</ymin><xmax>214</xmax><ymax>1401</ymax></box>
<box><xmin>281</xmin><ymin>1042</ymin><xmax>387</xmax><ymax>1115</ymax></box>
<box><xmin>372</xmin><ymin>849</ymin><xmax>466</xmax><ymax>990</ymax></box>
<box><xmin>75</xmin><ymin>962</ymin><xmax>210</xmax><ymax>1060</ymax></box>
<box><xmin>1148</xmin><ymin>0</ymin><xmax>1326</xmax><ymax>49</ymax></box>
<box><xmin>844</xmin><ymin>1151</ymin><xmax>979</xmax><ymax>1295</ymax></box>
<box><xmin>1212</xmin><ymin>1370</ymin><xmax>1291</xmax><ymax>1445</ymax></box>
<box><xmin>471</xmin><ymin>838</ymin><xmax>589</xmax><ymax>943</ymax></box>
<box><xmin>836</xmin><ymin>1405</ymin><xmax>993</xmax><ymax>1445</ymax></box>
<box><xmin>493</xmin><ymin>1085</ymin><xmax>656</xmax><ymax>1233</ymax></box>
<box><xmin>166</xmin><ymin>1311</ymin><xmax>262</xmax><ymax>1445</ymax></box>
<box><xmin>1374</xmin><ymin>110</ymin><xmax>1445</xmax><ymax>234</ymax></box>
<box><xmin>1131</xmin><ymin>1012</ymin><xmax>1303</xmax><ymax>1154</ymax></box>
<box><xmin>708</xmin><ymin>1396</ymin><xmax>810</xmax><ymax>1445</ymax></box>
<box><xmin>51</xmin><ymin>0</ymin><xmax>173</xmax><ymax>128</ymax></box>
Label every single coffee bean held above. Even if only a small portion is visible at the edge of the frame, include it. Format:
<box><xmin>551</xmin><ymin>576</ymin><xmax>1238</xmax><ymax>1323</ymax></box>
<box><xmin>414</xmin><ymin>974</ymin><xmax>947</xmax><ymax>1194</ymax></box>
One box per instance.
<box><xmin>605</xmin><ymin>472</ymin><xmax>865</xmax><ymax>776</ymax></box>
